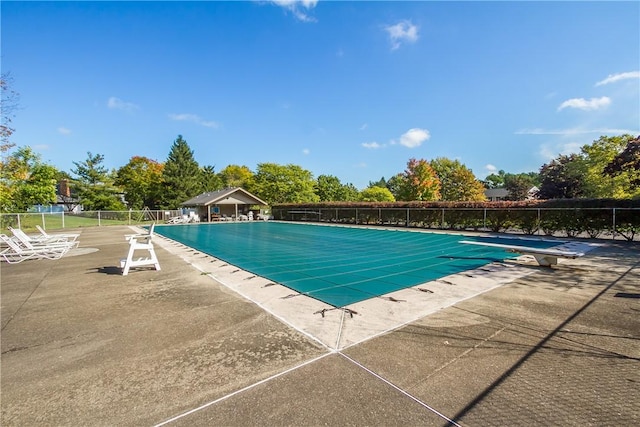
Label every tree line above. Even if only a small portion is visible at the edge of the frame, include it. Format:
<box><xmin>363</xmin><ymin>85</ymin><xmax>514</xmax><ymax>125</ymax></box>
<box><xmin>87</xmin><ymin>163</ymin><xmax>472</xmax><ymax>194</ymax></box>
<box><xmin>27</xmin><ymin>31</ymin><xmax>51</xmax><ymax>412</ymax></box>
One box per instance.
<box><xmin>1</xmin><ymin>75</ymin><xmax>638</xmax><ymax>212</ymax></box>
<box><xmin>1</xmin><ymin>133</ymin><xmax>638</xmax><ymax>213</ymax></box>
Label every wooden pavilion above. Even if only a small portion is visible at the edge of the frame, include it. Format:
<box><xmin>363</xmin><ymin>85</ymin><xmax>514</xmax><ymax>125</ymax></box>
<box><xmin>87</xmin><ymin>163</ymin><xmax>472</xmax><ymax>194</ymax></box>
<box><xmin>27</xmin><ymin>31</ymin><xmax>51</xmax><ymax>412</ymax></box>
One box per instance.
<box><xmin>181</xmin><ymin>187</ymin><xmax>268</xmax><ymax>222</ymax></box>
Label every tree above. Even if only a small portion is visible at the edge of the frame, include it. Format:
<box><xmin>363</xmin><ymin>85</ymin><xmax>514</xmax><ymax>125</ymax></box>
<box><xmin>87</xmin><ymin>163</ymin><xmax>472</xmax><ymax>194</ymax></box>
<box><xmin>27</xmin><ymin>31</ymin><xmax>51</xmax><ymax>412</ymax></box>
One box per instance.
<box><xmin>219</xmin><ymin>164</ymin><xmax>254</xmax><ymax>189</ymax></box>
<box><xmin>71</xmin><ymin>152</ymin><xmax>125</xmax><ymax>210</ymax></box>
<box><xmin>386</xmin><ymin>174</ymin><xmax>404</xmax><ymax>200</ymax></box>
<box><xmin>604</xmin><ymin>135</ymin><xmax>640</xmax><ymax>188</ymax></box>
<box><xmin>504</xmin><ymin>174</ymin><xmax>537</xmax><ymax>201</ymax></box>
<box><xmin>159</xmin><ymin>135</ymin><xmax>201</xmax><ymax>209</ymax></box>
<box><xmin>315</xmin><ymin>175</ymin><xmax>360</xmax><ymax>201</ymax></box>
<box><xmin>340</xmin><ymin>183</ymin><xmax>360</xmax><ymax>202</ymax></box>
<box><xmin>114</xmin><ymin>156</ymin><xmax>164</xmax><ymax>209</ymax></box>
<box><xmin>368</xmin><ymin>177</ymin><xmax>388</xmax><ymax>189</ymax></box>
<box><xmin>482</xmin><ymin>170</ymin><xmax>506</xmax><ymax>189</ymax></box>
<box><xmin>201</xmin><ymin>165</ymin><xmax>223</xmax><ymax>192</ymax></box>
<box><xmin>483</xmin><ymin>170</ymin><xmax>539</xmax><ymax>191</ymax></box>
<box><xmin>0</xmin><ymin>146</ymin><xmax>58</xmax><ymax>212</ymax></box>
<box><xmin>396</xmin><ymin>158</ymin><xmax>441</xmax><ymax>201</ymax></box>
<box><xmin>430</xmin><ymin>157</ymin><xmax>486</xmax><ymax>201</ymax></box>
<box><xmin>251</xmin><ymin>163</ymin><xmax>319</xmax><ymax>205</ymax></box>
<box><xmin>537</xmin><ymin>154</ymin><xmax>585</xmax><ymax>199</ymax></box>
<box><xmin>359</xmin><ymin>186</ymin><xmax>395</xmax><ymax>202</ymax></box>
<box><xmin>315</xmin><ymin>174</ymin><xmax>343</xmax><ymax>201</ymax></box>
<box><xmin>581</xmin><ymin>134</ymin><xmax>638</xmax><ymax>198</ymax></box>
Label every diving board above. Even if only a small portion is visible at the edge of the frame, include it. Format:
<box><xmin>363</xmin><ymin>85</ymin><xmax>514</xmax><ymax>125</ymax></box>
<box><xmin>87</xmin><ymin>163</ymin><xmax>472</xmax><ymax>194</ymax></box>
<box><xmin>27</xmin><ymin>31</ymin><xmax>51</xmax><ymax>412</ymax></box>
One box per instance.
<box><xmin>460</xmin><ymin>240</ymin><xmax>585</xmax><ymax>266</ymax></box>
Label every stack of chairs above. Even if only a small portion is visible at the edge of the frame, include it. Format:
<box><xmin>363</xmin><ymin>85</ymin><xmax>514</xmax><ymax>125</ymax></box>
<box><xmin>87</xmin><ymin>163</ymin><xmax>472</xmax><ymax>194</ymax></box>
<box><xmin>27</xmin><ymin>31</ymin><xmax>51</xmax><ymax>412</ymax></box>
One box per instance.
<box><xmin>1</xmin><ymin>226</ymin><xmax>79</xmax><ymax>264</ymax></box>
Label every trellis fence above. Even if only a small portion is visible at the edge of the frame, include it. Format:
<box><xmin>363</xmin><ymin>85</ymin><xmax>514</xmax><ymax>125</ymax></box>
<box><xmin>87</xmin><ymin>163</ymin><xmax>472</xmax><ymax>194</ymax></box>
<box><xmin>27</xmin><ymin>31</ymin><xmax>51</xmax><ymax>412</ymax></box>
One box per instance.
<box><xmin>271</xmin><ymin>206</ymin><xmax>640</xmax><ymax>241</ymax></box>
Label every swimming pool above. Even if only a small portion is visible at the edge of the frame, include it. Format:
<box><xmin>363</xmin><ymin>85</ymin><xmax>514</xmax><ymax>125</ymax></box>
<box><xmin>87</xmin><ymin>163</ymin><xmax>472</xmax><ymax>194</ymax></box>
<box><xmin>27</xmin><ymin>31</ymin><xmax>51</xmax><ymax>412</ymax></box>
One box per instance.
<box><xmin>154</xmin><ymin>222</ymin><xmax>559</xmax><ymax>307</ymax></box>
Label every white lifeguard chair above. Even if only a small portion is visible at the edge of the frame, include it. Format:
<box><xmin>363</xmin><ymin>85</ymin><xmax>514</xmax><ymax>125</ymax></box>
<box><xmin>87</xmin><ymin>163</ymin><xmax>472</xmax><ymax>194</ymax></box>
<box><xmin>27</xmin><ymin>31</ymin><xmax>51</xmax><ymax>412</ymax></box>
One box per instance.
<box><xmin>121</xmin><ymin>224</ymin><xmax>161</xmax><ymax>276</ymax></box>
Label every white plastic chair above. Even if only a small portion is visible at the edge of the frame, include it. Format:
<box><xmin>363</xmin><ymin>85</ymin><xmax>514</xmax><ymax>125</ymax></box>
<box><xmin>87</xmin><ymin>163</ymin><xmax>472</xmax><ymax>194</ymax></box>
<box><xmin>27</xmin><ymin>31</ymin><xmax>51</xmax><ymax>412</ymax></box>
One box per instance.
<box><xmin>121</xmin><ymin>224</ymin><xmax>160</xmax><ymax>275</ymax></box>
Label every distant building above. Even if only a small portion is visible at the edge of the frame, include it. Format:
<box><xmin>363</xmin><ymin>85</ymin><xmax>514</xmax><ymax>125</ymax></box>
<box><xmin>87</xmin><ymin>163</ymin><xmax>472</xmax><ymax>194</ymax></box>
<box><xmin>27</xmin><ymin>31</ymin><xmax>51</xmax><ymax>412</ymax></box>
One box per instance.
<box><xmin>484</xmin><ymin>188</ymin><xmax>509</xmax><ymax>202</ymax></box>
<box><xmin>28</xmin><ymin>179</ymin><xmax>81</xmax><ymax>213</ymax></box>
<box><xmin>181</xmin><ymin>187</ymin><xmax>268</xmax><ymax>221</ymax></box>
<box><xmin>484</xmin><ymin>186</ymin><xmax>538</xmax><ymax>202</ymax></box>
<box><xmin>55</xmin><ymin>179</ymin><xmax>81</xmax><ymax>212</ymax></box>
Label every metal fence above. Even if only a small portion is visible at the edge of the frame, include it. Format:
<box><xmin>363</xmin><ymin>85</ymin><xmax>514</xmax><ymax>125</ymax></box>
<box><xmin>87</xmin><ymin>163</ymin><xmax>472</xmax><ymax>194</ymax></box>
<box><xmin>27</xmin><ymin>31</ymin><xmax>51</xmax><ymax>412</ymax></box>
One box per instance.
<box><xmin>0</xmin><ymin>210</ymin><xmax>183</xmax><ymax>231</ymax></box>
<box><xmin>271</xmin><ymin>207</ymin><xmax>640</xmax><ymax>241</ymax></box>
<box><xmin>1</xmin><ymin>207</ymin><xmax>638</xmax><ymax>241</ymax></box>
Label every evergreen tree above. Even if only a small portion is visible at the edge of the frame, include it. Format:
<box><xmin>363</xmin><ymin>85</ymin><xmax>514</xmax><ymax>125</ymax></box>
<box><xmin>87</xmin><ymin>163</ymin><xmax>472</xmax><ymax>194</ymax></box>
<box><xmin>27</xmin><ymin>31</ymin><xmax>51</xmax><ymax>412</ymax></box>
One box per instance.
<box><xmin>201</xmin><ymin>165</ymin><xmax>224</xmax><ymax>192</ymax></box>
<box><xmin>160</xmin><ymin>135</ymin><xmax>201</xmax><ymax>209</ymax></box>
<box><xmin>71</xmin><ymin>152</ymin><xmax>125</xmax><ymax>210</ymax></box>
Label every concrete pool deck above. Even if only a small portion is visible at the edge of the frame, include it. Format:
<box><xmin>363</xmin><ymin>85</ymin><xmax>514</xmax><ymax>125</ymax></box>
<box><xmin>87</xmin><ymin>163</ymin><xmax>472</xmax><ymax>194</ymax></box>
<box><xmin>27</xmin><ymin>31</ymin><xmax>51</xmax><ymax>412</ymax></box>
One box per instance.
<box><xmin>1</xmin><ymin>225</ymin><xmax>639</xmax><ymax>426</ymax></box>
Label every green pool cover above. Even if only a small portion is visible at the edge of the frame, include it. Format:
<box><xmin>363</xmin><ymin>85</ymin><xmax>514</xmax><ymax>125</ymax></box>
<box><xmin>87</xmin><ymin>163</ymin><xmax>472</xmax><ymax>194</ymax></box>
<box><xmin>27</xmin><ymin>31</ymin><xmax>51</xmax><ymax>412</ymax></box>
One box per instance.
<box><xmin>155</xmin><ymin>222</ymin><xmax>559</xmax><ymax>308</ymax></box>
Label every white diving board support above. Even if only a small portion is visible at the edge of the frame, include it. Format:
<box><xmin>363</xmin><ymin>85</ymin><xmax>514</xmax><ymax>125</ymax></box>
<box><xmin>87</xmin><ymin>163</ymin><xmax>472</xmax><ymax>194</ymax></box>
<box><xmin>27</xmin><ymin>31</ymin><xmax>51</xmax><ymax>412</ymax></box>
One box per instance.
<box><xmin>121</xmin><ymin>224</ymin><xmax>160</xmax><ymax>276</ymax></box>
<box><xmin>459</xmin><ymin>240</ymin><xmax>585</xmax><ymax>267</ymax></box>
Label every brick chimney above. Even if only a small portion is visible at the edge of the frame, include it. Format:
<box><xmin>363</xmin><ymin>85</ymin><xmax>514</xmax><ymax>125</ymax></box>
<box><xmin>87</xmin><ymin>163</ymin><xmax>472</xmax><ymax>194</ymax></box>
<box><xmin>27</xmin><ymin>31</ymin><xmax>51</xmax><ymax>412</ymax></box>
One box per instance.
<box><xmin>59</xmin><ymin>179</ymin><xmax>70</xmax><ymax>197</ymax></box>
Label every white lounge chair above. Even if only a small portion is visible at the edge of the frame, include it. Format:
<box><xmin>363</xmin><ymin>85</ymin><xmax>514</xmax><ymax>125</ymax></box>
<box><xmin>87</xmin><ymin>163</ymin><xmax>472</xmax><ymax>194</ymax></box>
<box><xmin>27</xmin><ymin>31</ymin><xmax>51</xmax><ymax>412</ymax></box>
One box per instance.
<box><xmin>35</xmin><ymin>225</ymin><xmax>80</xmax><ymax>242</ymax></box>
<box><xmin>8</xmin><ymin>227</ymin><xmax>78</xmax><ymax>250</ymax></box>
<box><xmin>0</xmin><ymin>234</ymin><xmax>70</xmax><ymax>263</ymax></box>
<box><xmin>187</xmin><ymin>212</ymin><xmax>200</xmax><ymax>223</ymax></box>
<box><xmin>166</xmin><ymin>215</ymin><xmax>188</xmax><ymax>224</ymax></box>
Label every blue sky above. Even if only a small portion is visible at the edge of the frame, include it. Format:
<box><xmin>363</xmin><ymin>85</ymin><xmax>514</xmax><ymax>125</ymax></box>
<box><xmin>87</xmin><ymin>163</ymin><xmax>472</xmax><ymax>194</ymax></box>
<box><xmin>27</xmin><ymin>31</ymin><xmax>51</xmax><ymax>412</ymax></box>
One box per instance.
<box><xmin>3</xmin><ymin>0</ymin><xmax>639</xmax><ymax>189</ymax></box>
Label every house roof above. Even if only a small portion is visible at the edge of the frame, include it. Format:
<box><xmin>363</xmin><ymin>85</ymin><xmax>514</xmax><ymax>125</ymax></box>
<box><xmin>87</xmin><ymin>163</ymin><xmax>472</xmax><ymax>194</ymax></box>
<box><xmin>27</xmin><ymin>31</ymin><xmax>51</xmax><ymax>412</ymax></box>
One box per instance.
<box><xmin>181</xmin><ymin>187</ymin><xmax>268</xmax><ymax>207</ymax></box>
<box><xmin>484</xmin><ymin>188</ymin><xmax>509</xmax><ymax>198</ymax></box>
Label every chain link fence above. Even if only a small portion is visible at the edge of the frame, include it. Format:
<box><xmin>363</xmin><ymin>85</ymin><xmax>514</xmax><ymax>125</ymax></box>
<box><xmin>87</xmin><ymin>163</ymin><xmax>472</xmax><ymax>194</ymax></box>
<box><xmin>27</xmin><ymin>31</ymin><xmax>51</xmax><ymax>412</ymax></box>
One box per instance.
<box><xmin>0</xmin><ymin>210</ymin><xmax>182</xmax><ymax>232</ymax></box>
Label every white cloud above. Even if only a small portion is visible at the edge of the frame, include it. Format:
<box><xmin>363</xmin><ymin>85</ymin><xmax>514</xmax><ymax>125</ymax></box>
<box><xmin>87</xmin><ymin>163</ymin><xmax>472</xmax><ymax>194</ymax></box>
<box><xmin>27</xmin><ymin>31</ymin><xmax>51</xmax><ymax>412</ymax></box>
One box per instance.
<box><xmin>384</xmin><ymin>20</ymin><xmax>419</xmax><ymax>50</ymax></box>
<box><xmin>557</xmin><ymin>96</ymin><xmax>611</xmax><ymax>111</ymax></box>
<box><xmin>57</xmin><ymin>127</ymin><xmax>72</xmax><ymax>135</ymax></box>
<box><xmin>362</xmin><ymin>141</ymin><xmax>383</xmax><ymax>149</ymax></box>
<box><xmin>595</xmin><ymin>71</ymin><xmax>640</xmax><ymax>86</ymax></box>
<box><xmin>107</xmin><ymin>96</ymin><xmax>139</xmax><ymax>112</ymax></box>
<box><xmin>359</xmin><ymin>123</ymin><xmax>368</xmax><ymax>131</ymax></box>
<box><xmin>393</xmin><ymin>128</ymin><xmax>430</xmax><ymax>148</ymax></box>
<box><xmin>302</xmin><ymin>148</ymin><xmax>310</xmax><ymax>155</ymax></box>
<box><xmin>485</xmin><ymin>164</ymin><xmax>497</xmax><ymax>174</ymax></box>
<box><xmin>270</xmin><ymin>0</ymin><xmax>318</xmax><ymax>22</ymax></box>
<box><xmin>168</xmin><ymin>113</ymin><xmax>220</xmax><ymax>129</ymax></box>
